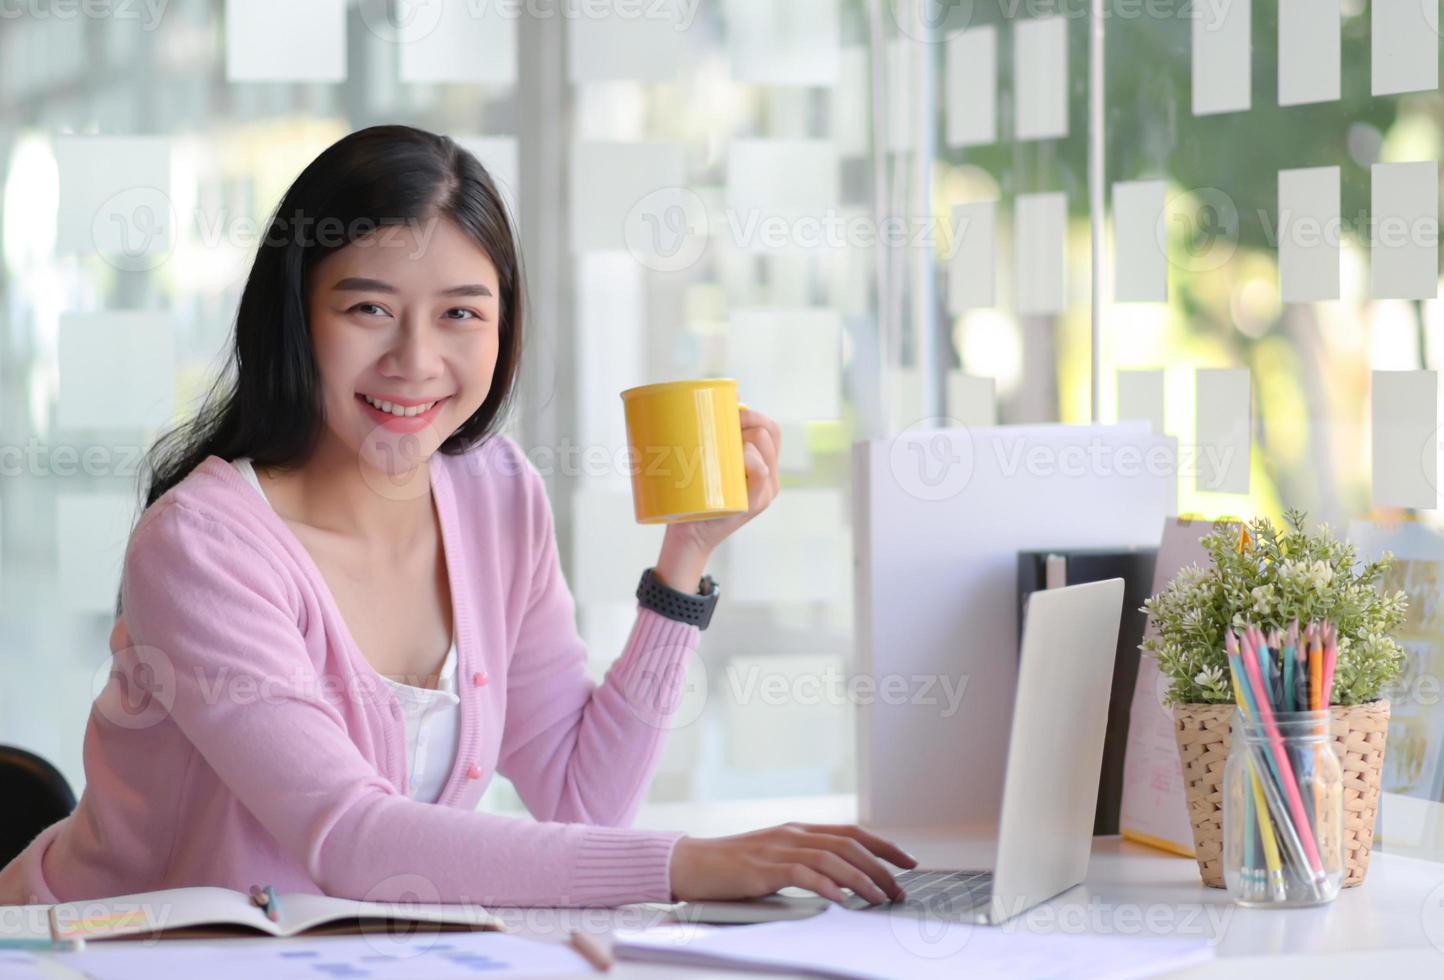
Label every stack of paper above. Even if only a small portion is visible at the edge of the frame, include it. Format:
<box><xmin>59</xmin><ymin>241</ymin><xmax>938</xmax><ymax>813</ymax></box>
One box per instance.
<box><xmin>614</xmin><ymin>904</ymin><xmax>1214</xmax><ymax>979</ymax></box>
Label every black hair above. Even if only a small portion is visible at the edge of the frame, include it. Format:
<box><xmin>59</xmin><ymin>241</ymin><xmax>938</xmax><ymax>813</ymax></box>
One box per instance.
<box><xmin>137</xmin><ymin>124</ymin><xmax>525</xmax><ymax>514</ymax></box>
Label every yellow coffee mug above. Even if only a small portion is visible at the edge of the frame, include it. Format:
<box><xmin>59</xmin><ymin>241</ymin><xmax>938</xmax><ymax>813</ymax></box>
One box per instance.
<box><xmin>620</xmin><ymin>378</ymin><xmax>750</xmax><ymax>524</ymax></box>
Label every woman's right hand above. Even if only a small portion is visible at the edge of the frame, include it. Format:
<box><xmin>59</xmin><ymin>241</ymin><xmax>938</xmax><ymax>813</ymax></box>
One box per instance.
<box><xmin>668</xmin><ymin>822</ymin><xmax>918</xmax><ymax>905</ymax></box>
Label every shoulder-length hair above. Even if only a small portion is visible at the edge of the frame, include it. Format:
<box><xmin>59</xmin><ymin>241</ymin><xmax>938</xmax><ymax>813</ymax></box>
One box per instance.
<box><xmin>138</xmin><ymin>124</ymin><xmax>525</xmax><ymax>513</ymax></box>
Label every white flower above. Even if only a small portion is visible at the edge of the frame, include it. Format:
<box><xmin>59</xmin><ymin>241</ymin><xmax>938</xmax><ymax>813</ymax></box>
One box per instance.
<box><xmin>1251</xmin><ymin>584</ymin><xmax>1275</xmax><ymax>614</ymax></box>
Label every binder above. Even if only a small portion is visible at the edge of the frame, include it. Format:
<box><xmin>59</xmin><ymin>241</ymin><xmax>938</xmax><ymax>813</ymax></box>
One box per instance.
<box><xmin>1018</xmin><ymin>548</ymin><xmax>1157</xmax><ymax>836</ymax></box>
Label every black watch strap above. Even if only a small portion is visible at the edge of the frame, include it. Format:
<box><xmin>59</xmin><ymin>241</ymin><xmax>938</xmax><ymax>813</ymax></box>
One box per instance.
<box><xmin>636</xmin><ymin>567</ymin><xmax>719</xmax><ymax>630</ymax></box>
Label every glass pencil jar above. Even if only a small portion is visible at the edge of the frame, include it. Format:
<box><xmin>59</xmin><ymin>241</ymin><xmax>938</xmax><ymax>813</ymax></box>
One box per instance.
<box><xmin>1222</xmin><ymin>709</ymin><xmax>1344</xmax><ymax>907</ymax></box>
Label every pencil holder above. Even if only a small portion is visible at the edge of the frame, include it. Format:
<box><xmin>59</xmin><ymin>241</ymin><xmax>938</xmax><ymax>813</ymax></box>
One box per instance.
<box><xmin>1222</xmin><ymin>709</ymin><xmax>1344</xmax><ymax>907</ymax></box>
<box><xmin>1174</xmin><ymin>700</ymin><xmax>1389</xmax><ymax>888</ymax></box>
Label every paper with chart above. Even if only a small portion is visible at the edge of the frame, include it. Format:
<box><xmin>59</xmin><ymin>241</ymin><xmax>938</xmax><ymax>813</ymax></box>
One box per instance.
<box><xmin>614</xmin><ymin>904</ymin><xmax>1214</xmax><ymax>979</ymax></box>
<box><xmin>51</xmin><ymin>933</ymin><xmax>587</xmax><ymax>980</ymax></box>
<box><xmin>1348</xmin><ymin>519</ymin><xmax>1444</xmax><ymax>803</ymax></box>
<box><xmin>1119</xmin><ymin>517</ymin><xmax>1219</xmax><ymax>857</ymax></box>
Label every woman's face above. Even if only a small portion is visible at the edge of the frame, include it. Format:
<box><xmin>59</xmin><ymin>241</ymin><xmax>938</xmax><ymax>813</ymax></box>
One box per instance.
<box><xmin>306</xmin><ymin>216</ymin><xmax>502</xmax><ymax>479</ymax></box>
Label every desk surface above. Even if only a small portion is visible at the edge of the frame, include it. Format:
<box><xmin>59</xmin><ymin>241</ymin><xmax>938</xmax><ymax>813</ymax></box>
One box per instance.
<box><xmin>19</xmin><ymin>793</ymin><xmax>1444</xmax><ymax>978</ymax></box>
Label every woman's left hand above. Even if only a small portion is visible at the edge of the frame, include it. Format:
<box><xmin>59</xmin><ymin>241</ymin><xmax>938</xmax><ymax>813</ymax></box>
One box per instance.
<box><xmin>652</xmin><ymin>407</ymin><xmax>782</xmax><ymax>591</ymax></box>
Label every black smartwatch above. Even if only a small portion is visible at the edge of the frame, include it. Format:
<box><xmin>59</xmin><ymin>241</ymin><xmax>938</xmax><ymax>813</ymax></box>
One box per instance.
<box><xmin>636</xmin><ymin>567</ymin><xmax>719</xmax><ymax>630</ymax></box>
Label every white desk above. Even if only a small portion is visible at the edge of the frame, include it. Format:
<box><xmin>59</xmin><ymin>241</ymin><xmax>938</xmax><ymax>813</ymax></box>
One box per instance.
<box><xmin>16</xmin><ymin>793</ymin><xmax>1444</xmax><ymax>978</ymax></box>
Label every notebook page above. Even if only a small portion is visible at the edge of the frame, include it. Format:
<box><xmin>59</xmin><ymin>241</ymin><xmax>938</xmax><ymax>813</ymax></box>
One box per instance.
<box><xmin>52</xmin><ymin>886</ymin><xmax>277</xmax><ymax>940</ymax></box>
<box><xmin>276</xmin><ymin>893</ymin><xmax>500</xmax><ymax>937</ymax></box>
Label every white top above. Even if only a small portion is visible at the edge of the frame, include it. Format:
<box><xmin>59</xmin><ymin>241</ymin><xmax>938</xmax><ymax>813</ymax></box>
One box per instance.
<box><xmin>229</xmin><ymin>456</ymin><xmax>461</xmax><ymax>803</ymax></box>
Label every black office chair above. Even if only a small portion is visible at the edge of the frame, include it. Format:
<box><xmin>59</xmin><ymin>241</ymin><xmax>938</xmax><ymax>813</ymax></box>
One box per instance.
<box><xmin>0</xmin><ymin>746</ymin><xmax>76</xmax><ymax>870</ymax></box>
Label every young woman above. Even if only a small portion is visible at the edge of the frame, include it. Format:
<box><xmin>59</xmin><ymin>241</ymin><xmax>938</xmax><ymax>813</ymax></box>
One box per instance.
<box><xmin>0</xmin><ymin>126</ymin><xmax>914</xmax><ymax>908</ymax></box>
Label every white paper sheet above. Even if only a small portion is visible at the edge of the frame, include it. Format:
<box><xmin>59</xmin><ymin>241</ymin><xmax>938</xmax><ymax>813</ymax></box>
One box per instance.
<box><xmin>57</xmin><ymin>312</ymin><xmax>175</xmax><ymax>431</ymax></box>
<box><xmin>945</xmin><ymin>26</ymin><xmax>997</xmax><ymax>147</ymax></box>
<box><xmin>57</xmin><ymin>493</ymin><xmax>134</xmax><ymax>614</ymax></box>
<box><xmin>55</xmin><ymin>135</ymin><xmax>171</xmax><ymax>264</ymax></box>
<box><xmin>1113</xmin><ymin>180</ymin><xmax>1168</xmax><ymax>302</ymax></box>
<box><xmin>947</xmin><ymin>200</ymin><xmax>996</xmax><ymax>313</ymax></box>
<box><xmin>1371</xmin><ymin>161</ymin><xmax>1439</xmax><ymax>300</ymax></box>
<box><xmin>568</xmin><ymin>0</ymin><xmax>687</xmax><ymax>81</ymax></box>
<box><xmin>454</xmin><ymin>137</ymin><xmax>519</xmax><ymax>220</ymax></box>
<box><xmin>726</xmin><ymin>0</ymin><xmax>839</xmax><ymax>85</ymax></box>
<box><xmin>225</xmin><ymin>0</ymin><xmax>345</xmax><ymax>82</ymax></box>
<box><xmin>1192</xmin><ymin>0</ymin><xmax>1251</xmax><ymax>115</ymax></box>
<box><xmin>1119</xmin><ymin>517</ymin><xmax>1215</xmax><ymax>858</ymax></box>
<box><xmin>60</xmin><ymin>933</ymin><xmax>587</xmax><ymax>980</ymax></box>
<box><xmin>727</xmin><ymin>308</ymin><xmax>843</xmax><ymax>422</ymax></box>
<box><xmin>1014</xmin><ymin>16</ymin><xmax>1067</xmax><ymax>140</ymax></box>
<box><xmin>570</xmin><ymin>141</ymin><xmax>686</xmax><ymax>252</ymax></box>
<box><xmin>1371</xmin><ymin>369</ymin><xmax>1438</xmax><ymax>509</ymax></box>
<box><xmin>615</xmin><ymin>904</ymin><xmax>1214</xmax><ymax>979</ymax></box>
<box><xmin>947</xmin><ymin>371</ymin><xmax>997</xmax><ymax>427</ymax></box>
<box><xmin>1195</xmin><ymin>367</ymin><xmax>1251</xmax><ymax>493</ymax></box>
<box><xmin>397</xmin><ymin>0</ymin><xmax>516</xmax><ymax>84</ymax></box>
<box><xmin>1014</xmin><ymin>192</ymin><xmax>1067</xmax><ymax>315</ymax></box>
<box><xmin>1279</xmin><ymin>165</ymin><xmax>1340</xmax><ymax>302</ymax></box>
<box><xmin>1373</xmin><ymin>0</ymin><xmax>1439</xmax><ymax>96</ymax></box>
<box><xmin>1117</xmin><ymin>369</ymin><xmax>1165</xmax><ymax>433</ymax></box>
<box><xmin>1279</xmin><ymin>0</ymin><xmax>1340</xmax><ymax>106</ymax></box>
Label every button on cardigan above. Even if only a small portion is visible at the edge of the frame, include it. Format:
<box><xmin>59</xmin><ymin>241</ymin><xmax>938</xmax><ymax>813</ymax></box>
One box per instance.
<box><xmin>0</xmin><ymin>434</ymin><xmax>701</xmax><ymax>907</ymax></box>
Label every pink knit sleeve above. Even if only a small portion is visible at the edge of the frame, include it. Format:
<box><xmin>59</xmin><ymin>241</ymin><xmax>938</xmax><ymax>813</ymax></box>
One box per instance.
<box><xmin>495</xmin><ymin>447</ymin><xmax>703</xmax><ymax>828</ymax></box>
<box><xmin>119</xmin><ymin>500</ymin><xmax>686</xmax><ymax>907</ymax></box>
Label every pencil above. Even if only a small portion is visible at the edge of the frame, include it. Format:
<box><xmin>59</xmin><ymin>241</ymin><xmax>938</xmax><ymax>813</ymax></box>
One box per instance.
<box><xmin>1238</xmin><ymin>637</ymin><xmax>1328</xmax><ymax>894</ymax></box>
<box><xmin>567</xmin><ymin>929</ymin><xmax>614</xmax><ymax>972</ymax></box>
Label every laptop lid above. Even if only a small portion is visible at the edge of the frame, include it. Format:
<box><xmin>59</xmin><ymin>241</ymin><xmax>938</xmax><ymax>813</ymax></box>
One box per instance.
<box><xmin>984</xmin><ymin>578</ymin><xmax>1125</xmax><ymax>923</ymax></box>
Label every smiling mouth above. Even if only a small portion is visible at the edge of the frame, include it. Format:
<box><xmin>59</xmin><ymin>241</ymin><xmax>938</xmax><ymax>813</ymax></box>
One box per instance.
<box><xmin>356</xmin><ymin>393</ymin><xmax>450</xmax><ymax>417</ymax></box>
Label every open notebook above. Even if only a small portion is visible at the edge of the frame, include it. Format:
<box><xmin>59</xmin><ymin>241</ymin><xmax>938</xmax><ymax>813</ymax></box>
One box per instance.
<box><xmin>35</xmin><ymin>886</ymin><xmax>504</xmax><ymax>942</ymax></box>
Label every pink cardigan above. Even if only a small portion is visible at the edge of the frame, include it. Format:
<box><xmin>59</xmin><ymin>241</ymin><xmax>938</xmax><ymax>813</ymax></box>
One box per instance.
<box><xmin>0</xmin><ymin>435</ymin><xmax>700</xmax><ymax>907</ymax></box>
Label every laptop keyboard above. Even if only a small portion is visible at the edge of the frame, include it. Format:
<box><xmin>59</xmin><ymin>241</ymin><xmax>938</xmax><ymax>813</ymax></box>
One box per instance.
<box><xmin>846</xmin><ymin>870</ymin><xmax>994</xmax><ymax>919</ymax></box>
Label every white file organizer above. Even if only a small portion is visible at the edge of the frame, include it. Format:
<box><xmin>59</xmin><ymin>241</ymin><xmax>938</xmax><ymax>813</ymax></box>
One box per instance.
<box><xmin>853</xmin><ymin>423</ymin><xmax>1178</xmax><ymax>828</ymax></box>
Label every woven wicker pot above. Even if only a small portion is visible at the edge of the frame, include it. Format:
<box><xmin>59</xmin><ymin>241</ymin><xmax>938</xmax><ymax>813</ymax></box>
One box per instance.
<box><xmin>1172</xmin><ymin>699</ymin><xmax>1390</xmax><ymax>888</ymax></box>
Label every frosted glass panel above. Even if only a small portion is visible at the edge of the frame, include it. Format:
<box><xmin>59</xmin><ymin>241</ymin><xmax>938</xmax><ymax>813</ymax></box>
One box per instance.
<box><xmin>1117</xmin><ymin>369</ymin><xmax>1165</xmax><ymax>433</ymax></box>
<box><xmin>1014</xmin><ymin>17</ymin><xmax>1067</xmax><ymax>140</ymax></box>
<box><xmin>728</xmin><ymin>309</ymin><xmax>843</xmax><ymax>423</ymax></box>
<box><xmin>1278</xmin><ymin>166</ymin><xmax>1340</xmax><ymax>302</ymax></box>
<box><xmin>1372</xmin><ymin>370</ymin><xmax>1439</xmax><ymax>510</ymax></box>
<box><xmin>1113</xmin><ymin>180</ymin><xmax>1167</xmax><ymax>303</ymax></box>
<box><xmin>728</xmin><ymin>488</ymin><xmax>846</xmax><ymax>603</ymax></box>
<box><xmin>946</xmin><ymin>26</ymin><xmax>997</xmax><ymax>148</ymax></box>
<box><xmin>947</xmin><ymin>200</ymin><xmax>996</xmax><ymax>313</ymax></box>
<box><xmin>570</xmin><ymin>142</ymin><xmax>686</xmax><ymax>252</ymax></box>
<box><xmin>725</xmin><ymin>0</ymin><xmax>839</xmax><ymax>86</ymax></box>
<box><xmin>55</xmin><ymin>135</ymin><xmax>172</xmax><ymax>265</ymax></box>
<box><xmin>1279</xmin><ymin>0</ymin><xmax>1340</xmax><ymax>106</ymax></box>
<box><xmin>1014</xmin><ymin>192</ymin><xmax>1067</xmax><ymax>315</ymax></box>
<box><xmin>1373</xmin><ymin>0</ymin><xmax>1438</xmax><ymax>96</ymax></box>
<box><xmin>57</xmin><ymin>313</ymin><xmax>175</xmax><ymax>431</ymax></box>
<box><xmin>225</xmin><ymin>0</ymin><xmax>345</xmax><ymax>82</ymax></box>
<box><xmin>1195</xmin><ymin>368</ymin><xmax>1252</xmax><ymax>493</ymax></box>
<box><xmin>397</xmin><ymin>0</ymin><xmax>517</xmax><ymax>85</ymax></box>
<box><xmin>1192</xmin><ymin>0</ymin><xmax>1251</xmax><ymax>114</ymax></box>
<box><xmin>1371</xmin><ymin>161</ymin><xmax>1439</xmax><ymax>300</ymax></box>
<box><xmin>57</xmin><ymin>494</ymin><xmax>135</xmax><ymax>615</ymax></box>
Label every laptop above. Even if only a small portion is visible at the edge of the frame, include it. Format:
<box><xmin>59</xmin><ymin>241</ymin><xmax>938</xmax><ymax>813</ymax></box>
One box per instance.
<box><xmin>843</xmin><ymin>577</ymin><xmax>1126</xmax><ymax>924</ymax></box>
